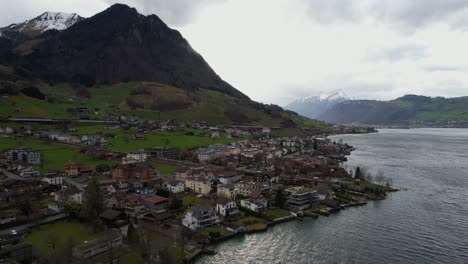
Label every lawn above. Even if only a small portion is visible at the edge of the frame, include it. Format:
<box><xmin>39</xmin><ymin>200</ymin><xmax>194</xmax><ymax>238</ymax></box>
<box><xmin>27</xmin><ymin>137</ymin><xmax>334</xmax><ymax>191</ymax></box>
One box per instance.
<box><xmin>181</xmin><ymin>195</ymin><xmax>215</xmax><ymax>207</ymax></box>
<box><xmin>262</xmin><ymin>209</ymin><xmax>290</xmax><ymax>219</ymax></box>
<box><xmin>25</xmin><ymin>221</ymin><xmax>96</xmax><ymax>254</ymax></box>
<box><xmin>198</xmin><ymin>225</ymin><xmax>231</xmax><ymax>236</ymax></box>
<box><xmin>152</xmin><ymin>162</ymin><xmax>177</xmax><ymax>175</ymax></box>
<box><xmin>0</xmin><ymin>137</ymin><xmax>113</xmax><ymax>173</ymax></box>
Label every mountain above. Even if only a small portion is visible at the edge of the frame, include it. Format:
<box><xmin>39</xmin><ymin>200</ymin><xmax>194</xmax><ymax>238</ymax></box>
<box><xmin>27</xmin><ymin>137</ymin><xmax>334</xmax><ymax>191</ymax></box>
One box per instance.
<box><xmin>318</xmin><ymin>95</ymin><xmax>468</xmax><ymax>127</ymax></box>
<box><xmin>285</xmin><ymin>90</ymin><xmax>353</xmax><ymax>118</ymax></box>
<box><xmin>0</xmin><ymin>12</ymin><xmax>83</xmax><ymax>42</ymax></box>
<box><xmin>0</xmin><ymin>4</ymin><xmax>326</xmax><ymax>130</ymax></box>
<box><xmin>0</xmin><ymin>4</ymin><xmax>246</xmax><ymax>99</ymax></box>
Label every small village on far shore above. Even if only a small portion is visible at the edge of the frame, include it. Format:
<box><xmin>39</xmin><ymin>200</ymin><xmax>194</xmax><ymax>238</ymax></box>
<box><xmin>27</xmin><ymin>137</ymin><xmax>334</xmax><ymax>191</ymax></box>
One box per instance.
<box><xmin>0</xmin><ymin>118</ymin><xmax>392</xmax><ymax>264</ymax></box>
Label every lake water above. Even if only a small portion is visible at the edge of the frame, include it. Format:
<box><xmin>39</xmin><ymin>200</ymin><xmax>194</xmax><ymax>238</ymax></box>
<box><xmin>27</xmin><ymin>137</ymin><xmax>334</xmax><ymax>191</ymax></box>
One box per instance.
<box><xmin>197</xmin><ymin>129</ymin><xmax>468</xmax><ymax>264</ymax></box>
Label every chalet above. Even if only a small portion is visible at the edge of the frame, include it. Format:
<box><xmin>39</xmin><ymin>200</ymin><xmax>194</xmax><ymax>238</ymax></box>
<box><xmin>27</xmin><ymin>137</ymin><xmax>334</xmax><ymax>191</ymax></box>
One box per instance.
<box><xmin>216</xmin><ymin>197</ymin><xmax>239</xmax><ymax>216</ymax></box>
<box><xmin>240</xmin><ymin>191</ymin><xmax>267</xmax><ymax>212</ymax></box>
<box><xmin>143</xmin><ymin>195</ymin><xmax>169</xmax><ymax>210</ymax></box>
<box><xmin>134</xmin><ymin>133</ymin><xmax>145</xmax><ymax>140</ymax></box>
<box><xmin>182</xmin><ymin>205</ymin><xmax>220</xmax><ymax>230</ymax></box>
<box><xmin>142</xmin><ymin>209</ymin><xmax>171</xmax><ymax>223</ymax></box>
<box><xmin>64</xmin><ymin>160</ymin><xmax>79</xmax><ymax>176</ymax></box>
<box><xmin>123</xmin><ymin>194</ymin><xmax>146</xmax><ymax>218</ymax></box>
<box><xmin>99</xmin><ymin>209</ymin><xmax>128</xmax><ymax>228</ymax></box>
<box><xmin>112</xmin><ymin>162</ymin><xmax>155</xmax><ymax>182</ymax></box>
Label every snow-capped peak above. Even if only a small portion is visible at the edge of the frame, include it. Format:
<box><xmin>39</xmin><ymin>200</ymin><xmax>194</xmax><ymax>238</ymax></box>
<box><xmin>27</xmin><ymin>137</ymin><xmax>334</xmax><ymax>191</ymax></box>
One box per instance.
<box><xmin>0</xmin><ymin>11</ymin><xmax>84</xmax><ymax>37</ymax></box>
<box><xmin>300</xmin><ymin>90</ymin><xmax>353</xmax><ymax>103</ymax></box>
<box><xmin>32</xmin><ymin>12</ymin><xmax>82</xmax><ymax>31</ymax></box>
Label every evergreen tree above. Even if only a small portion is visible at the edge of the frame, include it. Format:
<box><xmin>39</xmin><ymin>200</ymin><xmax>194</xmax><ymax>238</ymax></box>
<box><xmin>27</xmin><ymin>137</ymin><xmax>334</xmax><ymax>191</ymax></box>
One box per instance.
<box><xmin>127</xmin><ymin>222</ymin><xmax>139</xmax><ymax>244</ymax></box>
<box><xmin>80</xmin><ymin>178</ymin><xmax>104</xmax><ymax>231</ymax></box>
<box><xmin>355</xmin><ymin>166</ymin><xmax>362</xmax><ymax>179</ymax></box>
<box><xmin>275</xmin><ymin>189</ymin><xmax>285</xmax><ymax>207</ymax></box>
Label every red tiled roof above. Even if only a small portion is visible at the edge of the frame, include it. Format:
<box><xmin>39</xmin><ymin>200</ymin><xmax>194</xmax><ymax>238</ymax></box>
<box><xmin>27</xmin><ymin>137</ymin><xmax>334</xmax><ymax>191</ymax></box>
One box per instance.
<box><xmin>144</xmin><ymin>195</ymin><xmax>168</xmax><ymax>204</ymax></box>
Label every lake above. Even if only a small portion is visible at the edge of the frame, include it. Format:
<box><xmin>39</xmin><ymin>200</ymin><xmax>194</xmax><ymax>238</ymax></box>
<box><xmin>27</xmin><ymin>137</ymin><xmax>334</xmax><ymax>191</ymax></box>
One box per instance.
<box><xmin>197</xmin><ymin>128</ymin><xmax>468</xmax><ymax>264</ymax></box>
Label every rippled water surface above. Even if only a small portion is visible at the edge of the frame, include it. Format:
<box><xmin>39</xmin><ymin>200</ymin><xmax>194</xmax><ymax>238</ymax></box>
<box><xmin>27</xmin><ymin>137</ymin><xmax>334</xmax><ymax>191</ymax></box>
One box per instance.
<box><xmin>197</xmin><ymin>129</ymin><xmax>468</xmax><ymax>264</ymax></box>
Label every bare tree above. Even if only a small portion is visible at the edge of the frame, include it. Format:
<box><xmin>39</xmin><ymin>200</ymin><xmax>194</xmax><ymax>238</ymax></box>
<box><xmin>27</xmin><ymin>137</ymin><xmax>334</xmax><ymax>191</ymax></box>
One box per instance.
<box><xmin>376</xmin><ymin>171</ymin><xmax>385</xmax><ymax>185</ymax></box>
<box><xmin>45</xmin><ymin>232</ymin><xmax>60</xmax><ymax>251</ymax></box>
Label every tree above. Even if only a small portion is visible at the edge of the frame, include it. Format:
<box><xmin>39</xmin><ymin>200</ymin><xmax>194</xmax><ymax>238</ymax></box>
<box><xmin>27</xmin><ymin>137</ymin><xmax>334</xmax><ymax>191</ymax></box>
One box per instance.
<box><xmin>170</xmin><ymin>197</ymin><xmax>183</xmax><ymax>210</ymax></box>
<box><xmin>96</xmin><ymin>163</ymin><xmax>111</xmax><ymax>175</ymax></box>
<box><xmin>355</xmin><ymin>166</ymin><xmax>362</xmax><ymax>179</ymax></box>
<box><xmin>275</xmin><ymin>189</ymin><xmax>285</xmax><ymax>207</ymax></box>
<box><xmin>80</xmin><ymin>178</ymin><xmax>104</xmax><ymax>231</ymax></box>
<box><xmin>127</xmin><ymin>222</ymin><xmax>139</xmax><ymax>244</ymax></box>
<box><xmin>156</xmin><ymin>187</ymin><xmax>170</xmax><ymax>198</ymax></box>
<box><xmin>64</xmin><ymin>201</ymin><xmax>81</xmax><ymax>219</ymax></box>
<box><xmin>44</xmin><ymin>232</ymin><xmax>60</xmax><ymax>251</ymax></box>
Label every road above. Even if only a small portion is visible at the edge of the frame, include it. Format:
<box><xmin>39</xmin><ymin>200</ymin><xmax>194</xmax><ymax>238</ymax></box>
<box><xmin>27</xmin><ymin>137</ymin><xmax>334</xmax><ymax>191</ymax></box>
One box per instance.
<box><xmin>0</xmin><ymin>168</ymin><xmax>32</xmax><ymax>180</ymax></box>
<box><xmin>0</xmin><ymin>213</ymin><xmax>67</xmax><ymax>235</ymax></box>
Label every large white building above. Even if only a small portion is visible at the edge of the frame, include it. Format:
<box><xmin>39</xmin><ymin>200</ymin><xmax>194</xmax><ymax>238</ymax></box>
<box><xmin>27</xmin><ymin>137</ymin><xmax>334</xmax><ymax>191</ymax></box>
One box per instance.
<box><xmin>182</xmin><ymin>205</ymin><xmax>220</xmax><ymax>230</ymax></box>
<box><xmin>126</xmin><ymin>150</ymin><xmax>147</xmax><ymax>163</ymax></box>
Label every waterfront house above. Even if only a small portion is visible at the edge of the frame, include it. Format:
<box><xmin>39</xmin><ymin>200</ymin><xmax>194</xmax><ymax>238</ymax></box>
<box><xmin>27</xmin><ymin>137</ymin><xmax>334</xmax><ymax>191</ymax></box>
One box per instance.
<box><xmin>315</xmin><ymin>184</ymin><xmax>335</xmax><ymax>200</ymax></box>
<box><xmin>73</xmin><ymin>230</ymin><xmax>122</xmax><ymax>259</ymax></box>
<box><xmin>285</xmin><ymin>186</ymin><xmax>318</xmax><ymax>211</ymax></box>
<box><xmin>182</xmin><ymin>205</ymin><xmax>220</xmax><ymax>230</ymax></box>
<box><xmin>216</xmin><ymin>197</ymin><xmax>239</xmax><ymax>216</ymax></box>
<box><xmin>240</xmin><ymin>191</ymin><xmax>267</xmax><ymax>212</ymax></box>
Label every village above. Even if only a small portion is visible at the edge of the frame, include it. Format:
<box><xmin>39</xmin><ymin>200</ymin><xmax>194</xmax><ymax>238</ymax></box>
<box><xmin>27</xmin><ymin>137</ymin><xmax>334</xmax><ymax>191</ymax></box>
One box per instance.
<box><xmin>0</xmin><ymin>119</ymin><xmax>390</xmax><ymax>263</ymax></box>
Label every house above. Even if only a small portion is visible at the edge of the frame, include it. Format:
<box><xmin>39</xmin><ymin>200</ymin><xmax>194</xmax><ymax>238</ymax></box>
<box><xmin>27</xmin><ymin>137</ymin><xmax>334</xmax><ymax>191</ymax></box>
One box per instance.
<box><xmin>55</xmin><ymin>186</ymin><xmax>83</xmax><ymax>205</ymax></box>
<box><xmin>134</xmin><ymin>133</ymin><xmax>145</xmax><ymax>140</ymax></box>
<box><xmin>107</xmin><ymin>182</ymin><xmax>131</xmax><ymax>193</ymax></box>
<box><xmin>1</xmin><ymin>179</ymin><xmax>42</xmax><ymax>197</ymax></box>
<box><xmin>5</xmin><ymin>147</ymin><xmax>43</xmax><ymax>165</ymax></box>
<box><xmin>143</xmin><ymin>195</ymin><xmax>169</xmax><ymax>210</ymax></box>
<box><xmin>285</xmin><ymin>187</ymin><xmax>318</xmax><ymax>211</ymax></box>
<box><xmin>73</xmin><ymin>230</ymin><xmax>123</xmax><ymax>259</ymax></box>
<box><xmin>211</xmin><ymin>132</ymin><xmax>220</xmax><ymax>139</ymax></box>
<box><xmin>234</xmin><ymin>181</ymin><xmax>270</xmax><ymax>197</ymax></box>
<box><xmin>216</xmin><ymin>197</ymin><xmax>239</xmax><ymax>216</ymax></box>
<box><xmin>164</xmin><ymin>180</ymin><xmax>185</xmax><ymax>194</ymax></box>
<box><xmin>42</xmin><ymin>174</ymin><xmax>64</xmax><ymax>186</ymax></box>
<box><xmin>142</xmin><ymin>209</ymin><xmax>171</xmax><ymax>223</ymax></box>
<box><xmin>64</xmin><ymin>160</ymin><xmax>79</xmax><ymax>176</ymax></box>
<box><xmin>182</xmin><ymin>205</ymin><xmax>220</xmax><ymax>230</ymax></box>
<box><xmin>217</xmin><ymin>171</ymin><xmax>243</xmax><ymax>185</ymax></box>
<box><xmin>0</xmin><ymin>211</ymin><xmax>16</xmax><ymax>225</ymax></box>
<box><xmin>123</xmin><ymin>194</ymin><xmax>146</xmax><ymax>218</ymax></box>
<box><xmin>196</xmin><ymin>145</ymin><xmax>231</xmax><ymax>162</ymax></box>
<box><xmin>99</xmin><ymin>209</ymin><xmax>128</xmax><ymax>227</ymax></box>
<box><xmin>0</xmin><ymin>241</ymin><xmax>33</xmax><ymax>264</ymax></box>
<box><xmin>185</xmin><ymin>177</ymin><xmax>212</xmax><ymax>194</ymax></box>
<box><xmin>217</xmin><ymin>184</ymin><xmax>236</xmax><ymax>200</ymax></box>
<box><xmin>240</xmin><ymin>191</ymin><xmax>267</xmax><ymax>212</ymax></box>
<box><xmin>112</xmin><ymin>162</ymin><xmax>155</xmax><ymax>182</ymax></box>
<box><xmin>315</xmin><ymin>184</ymin><xmax>335</xmax><ymax>200</ymax></box>
<box><xmin>126</xmin><ymin>150</ymin><xmax>147</xmax><ymax>162</ymax></box>
<box><xmin>146</xmin><ymin>147</ymin><xmax>178</xmax><ymax>159</ymax></box>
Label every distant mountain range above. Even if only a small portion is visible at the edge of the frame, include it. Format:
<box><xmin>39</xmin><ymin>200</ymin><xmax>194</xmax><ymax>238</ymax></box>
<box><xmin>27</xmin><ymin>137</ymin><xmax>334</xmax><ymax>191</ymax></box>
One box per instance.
<box><xmin>285</xmin><ymin>90</ymin><xmax>353</xmax><ymax>118</ymax></box>
<box><xmin>318</xmin><ymin>95</ymin><xmax>468</xmax><ymax>127</ymax></box>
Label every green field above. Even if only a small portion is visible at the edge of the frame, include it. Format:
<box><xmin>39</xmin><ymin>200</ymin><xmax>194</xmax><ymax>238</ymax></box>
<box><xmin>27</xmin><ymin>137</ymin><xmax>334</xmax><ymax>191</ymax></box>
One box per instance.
<box><xmin>153</xmin><ymin>163</ymin><xmax>178</xmax><ymax>175</ymax></box>
<box><xmin>25</xmin><ymin>221</ymin><xmax>96</xmax><ymax>254</ymax></box>
<box><xmin>0</xmin><ymin>137</ymin><xmax>113</xmax><ymax>172</ymax></box>
<box><xmin>262</xmin><ymin>209</ymin><xmax>290</xmax><ymax>219</ymax></box>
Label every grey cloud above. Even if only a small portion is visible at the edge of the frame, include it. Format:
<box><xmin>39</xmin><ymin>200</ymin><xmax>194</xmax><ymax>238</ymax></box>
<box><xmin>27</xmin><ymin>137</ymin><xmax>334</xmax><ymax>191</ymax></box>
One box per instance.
<box><xmin>304</xmin><ymin>0</ymin><xmax>468</xmax><ymax>31</ymax></box>
<box><xmin>105</xmin><ymin>0</ymin><xmax>224</xmax><ymax>26</ymax></box>
<box><xmin>366</xmin><ymin>45</ymin><xmax>428</xmax><ymax>62</ymax></box>
<box><xmin>424</xmin><ymin>66</ymin><xmax>465</xmax><ymax>72</ymax></box>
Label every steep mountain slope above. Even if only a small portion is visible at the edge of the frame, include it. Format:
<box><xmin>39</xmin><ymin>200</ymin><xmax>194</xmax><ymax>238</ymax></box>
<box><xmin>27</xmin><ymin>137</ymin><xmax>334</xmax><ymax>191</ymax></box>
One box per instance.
<box><xmin>285</xmin><ymin>90</ymin><xmax>353</xmax><ymax>118</ymax></box>
<box><xmin>0</xmin><ymin>12</ymin><xmax>83</xmax><ymax>42</ymax></box>
<box><xmin>3</xmin><ymin>4</ymin><xmax>245</xmax><ymax>98</ymax></box>
<box><xmin>318</xmin><ymin>95</ymin><xmax>468</xmax><ymax>126</ymax></box>
<box><xmin>0</xmin><ymin>4</ymin><xmax>326</xmax><ymax>129</ymax></box>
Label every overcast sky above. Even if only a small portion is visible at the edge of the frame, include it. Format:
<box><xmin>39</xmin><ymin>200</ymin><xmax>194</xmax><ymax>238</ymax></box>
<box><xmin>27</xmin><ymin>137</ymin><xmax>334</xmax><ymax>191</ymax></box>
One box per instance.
<box><xmin>2</xmin><ymin>0</ymin><xmax>468</xmax><ymax>105</ymax></box>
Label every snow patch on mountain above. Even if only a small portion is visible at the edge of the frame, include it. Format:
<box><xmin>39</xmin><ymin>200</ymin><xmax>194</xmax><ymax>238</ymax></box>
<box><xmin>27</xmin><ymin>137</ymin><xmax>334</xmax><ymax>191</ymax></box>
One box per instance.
<box><xmin>285</xmin><ymin>90</ymin><xmax>354</xmax><ymax>118</ymax></box>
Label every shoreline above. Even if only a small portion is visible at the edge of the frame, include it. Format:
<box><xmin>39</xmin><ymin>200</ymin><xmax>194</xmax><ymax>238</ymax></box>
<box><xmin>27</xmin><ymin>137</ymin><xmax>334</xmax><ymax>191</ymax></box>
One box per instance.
<box><xmin>188</xmin><ymin>197</ymin><xmax>392</xmax><ymax>263</ymax></box>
